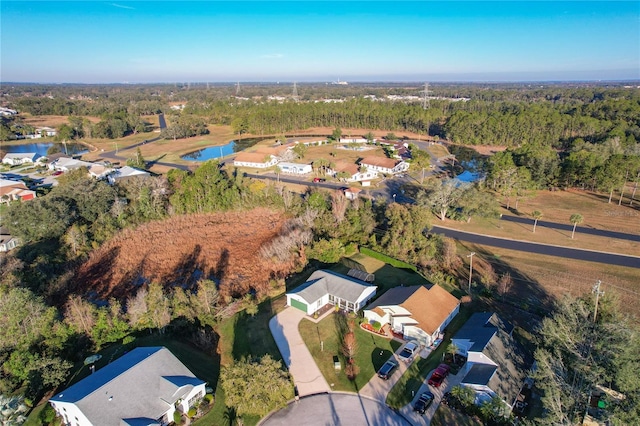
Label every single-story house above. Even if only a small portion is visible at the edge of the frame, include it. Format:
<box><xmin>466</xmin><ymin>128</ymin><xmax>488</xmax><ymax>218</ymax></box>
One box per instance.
<box><xmin>88</xmin><ymin>164</ymin><xmax>114</xmax><ymax>180</ymax></box>
<box><xmin>330</xmin><ymin>161</ymin><xmax>379</xmax><ymax>182</ymax></box>
<box><xmin>278</xmin><ymin>162</ymin><xmax>312</xmax><ymax>175</ymax></box>
<box><xmin>364</xmin><ymin>285</ymin><xmax>460</xmax><ymax>347</ymax></box>
<box><xmin>49</xmin><ymin>347</ymin><xmax>206</xmax><ymax>426</ymax></box>
<box><xmin>49</xmin><ymin>156</ymin><xmax>94</xmax><ymax>172</ymax></box>
<box><xmin>286</xmin><ymin>269</ymin><xmax>377</xmax><ymax>315</ymax></box>
<box><xmin>107</xmin><ymin>166</ymin><xmax>150</xmax><ymax>184</ymax></box>
<box><xmin>359</xmin><ymin>156</ymin><xmax>409</xmax><ymax>175</ymax></box>
<box><xmin>0</xmin><ymin>179</ymin><xmax>36</xmax><ymax>203</ymax></box>
<box><xmin>2</xmin><ymin>152</ymin><xmax>41</xmax><ymax>165</ymax></box>
<box><xmin>451</xmin><ymin>312</ymin><xmax>531</xmax><ymax>408</ymax></box>
<box><xmin>339</xmin><ymin>137</ymin><xmax>368</xmax><ymax>144</ymax></box>
<box><xmin>344</xmin><ymin>187</ymin><xmax>362</xmax><ymax>200</ymax></box>
<box><xmin>37</xmin><ymin>126</ymin><xmax>57</xmax><ymax>137</ymax></box>
<box><xmin>233</xmin><ymin>152</ymin><xmax>278</xmax><ymax>168</ymax></box>
<box><xmin>0</xmin><ymin>227</ymin><xmax>19</xmax><ymax>252</ymax></box>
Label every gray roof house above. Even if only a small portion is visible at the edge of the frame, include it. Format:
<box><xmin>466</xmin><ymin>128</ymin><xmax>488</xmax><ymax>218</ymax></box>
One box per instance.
<box><xmin>49</xmin><ymin>347</ymin><xmax>206</xmax><ymax>426</ymax></box>
<box><xmin>451</xmin><ymin>313</ymin><xmax>531</xmax><ymax>408</ymax></box>
<box><xmin>286</xmin><ymin>269</ymin><xmax>377</xmax><ymax>315</ymax></box>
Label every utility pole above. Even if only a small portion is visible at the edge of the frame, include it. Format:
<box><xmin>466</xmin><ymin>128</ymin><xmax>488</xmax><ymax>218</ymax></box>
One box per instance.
<box><xmin>592</xmin><ymin>280</ymin><xmax>604</xmax><ymax>322</ymax></box>
<box><xmin>467</xmin><ymin>252</ymin><xmax>476</xmax><ymax>293</ymax></box>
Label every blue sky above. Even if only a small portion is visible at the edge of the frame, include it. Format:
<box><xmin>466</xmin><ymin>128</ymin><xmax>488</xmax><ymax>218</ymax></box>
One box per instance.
<box><xmin>1</xmin><ymin>1</ymin><xmax>638</xmax><ymax>83</ymax></box>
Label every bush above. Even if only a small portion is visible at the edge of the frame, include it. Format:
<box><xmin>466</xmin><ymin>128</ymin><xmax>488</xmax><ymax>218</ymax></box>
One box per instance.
<box><xmin>187</xmin><ymin>407</ymin><xmax>197</xmax><ymax>418</ymax></box>
<box><xmin>173</xmin><ymin>410</ymin><xmax>182</xmax><ymax>424</ymax></box>
<box><xmin>205</xmin><ymin>393</ymin><xmax>214</xmax><ymax>403</ymax></box>
<box><xmin>39</xmin><ymin>405</ymin><xmax>57</xmax><ymax>424</ymax></box>
<box><xmin>371</xmin><ymin>321</ymin><xmax>382</xmax><ymax>331</ymax></box>
<box><xmin>122</xmin><ymin>336</ymin><xmax>135</xmax><ymax>346</ymax></box>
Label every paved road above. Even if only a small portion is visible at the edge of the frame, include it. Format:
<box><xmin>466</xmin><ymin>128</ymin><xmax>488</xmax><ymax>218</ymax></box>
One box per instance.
<box><xmin>431</xmin><ymin>226</ymin><xmax>640</xmax><ymax>269</ymax></box>
<box><xmin>269</xmin><ymin>307</ymin><xmax>330</xmax><ymax>397</ymax></box>
<box><xmin>260</xmin><ymin>393</ymin><xmax>410</xmax><ymax>426</ymax></box>
<box><xmin>501</xmin><ymin>214</ymin><xmax>640</xmax><ymax>242</ymax></box>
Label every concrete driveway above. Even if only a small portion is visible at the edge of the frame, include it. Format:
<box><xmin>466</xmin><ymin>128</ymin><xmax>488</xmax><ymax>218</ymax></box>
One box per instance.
<box><xmin>399</xmin><ymin>367</ymin><xmax>465</xmax><ymax>425</ymax></box>
<box><xmin>358</xmin><ymin>351</ymin><xmax>414</xmax><ymax>402</ymax></box>
<box><xmin>269</xmin><ymin>307</ymin><xmax>330</xmax><ymax>397</ymax></box>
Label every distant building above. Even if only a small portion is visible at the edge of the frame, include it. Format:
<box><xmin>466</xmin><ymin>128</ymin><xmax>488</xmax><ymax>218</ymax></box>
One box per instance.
<box><xmin>278</xmin><ymin>162</ymin><xmax>312</xmax><ymax>175</ymax></box>
<box><xmin>339</xmin><ymin>137</ymin><xmax>368</xmax><ymax>144</ymax></box>
<box><xmin>233</xmin><ymin>152</ymin><xmax>278</xmax><ymax>168</ymax></box>
<box><xmin>330</xmin><ymin>161</ymin><xmax>378</xmax><ymax>182</ymax></box>
<box><xmin>49</xmin><ymin>157</ymin><xmax>94</xmax><ymax>172</ymax></box>
<box><xmin>49</xmin><ymin>347</ymin><xmax>206</xmax><ymax>426</ymax></box>
<box><xmin>359</xmin><ymin>156</ymin><xmax>409</xmax><ymax>175</ymax></box>
<box><xmin>107</xmin><ymin>166</ymin><xmax>150</xmax><ymax>184</ymax></box>
<box><xmin>0</xmin><ymin>179</ymin><xmax>36</xmax><ymax>203</ymax></box>
<box><xmin>2</xmin><ymin>152</ymin><xmax>40</xmax><ymax>165</ymax></box>
<box><xmin>0</xmin><ymin>227</ymin><xmax>19</xmax><ymax>252</ymax></box>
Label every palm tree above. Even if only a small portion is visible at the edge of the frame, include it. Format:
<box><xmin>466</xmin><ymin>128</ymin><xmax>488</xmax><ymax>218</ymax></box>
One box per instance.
<box><xmin>570</xmin><ymin>213</ymin><xmax>583</xmax><ymax>239</ymax></box>
<box><xmin>531</xmin><ymin>210</ymin><xmax>542</xmax><ymax>233</ymax></box>
<box><xmin>273</xmin><ymin>165</ymin><xmax>282</xmax><ymax>183</ymax></box>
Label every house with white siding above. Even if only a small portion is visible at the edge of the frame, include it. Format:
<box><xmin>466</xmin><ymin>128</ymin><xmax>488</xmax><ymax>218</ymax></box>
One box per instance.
<box><xmin>286</xmin><ymin>270</ymin><xmax>377</xmax><ymax>315</ymax></box>
<box><xmin>278</xmin><ymin>162</ymin><xmax>312</xmax><ymax>175</ymax></box>
<box><xmin>2</xmin><ymin>152</ymin><xmax>41</xmax><ymax>165</ymax></box>
<box><xmin>330</xmin><ymin>161</ymin><xmax>378</xmax><ymax>182</ymax></box>
<box><xmin>233</xmin><ymin>152</ymin><xmax>278</xmax><ymax>168</ymax></box>
<box><xmin>49</xmin><ymin>347</ymin><xmax>206</xmax><ymax>426</ymax></box>
<box><xmin>359</xmin><ymin>156</ymin><xmax>409</xmax><ymax>175</ymax></box>
<box><xmin>107</xmin><ymin>166</ymin><xmax>150</xmax><ymax>184</ymax></box>
<box><xmin>364</xmin><ymin>285</ymin><xmax>459</xmax><ymax>347</ymax></box>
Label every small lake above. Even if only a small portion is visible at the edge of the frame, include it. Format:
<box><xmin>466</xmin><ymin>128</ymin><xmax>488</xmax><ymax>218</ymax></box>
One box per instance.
<box><xmin>181</xmin><ymin>137</ymin><xmax>266</xmax><ymax>161</ymax></box>
<box><xmin>2</xmin><ymin>142</ymin><xmax>88</xmax><ymax>156</ymax></box>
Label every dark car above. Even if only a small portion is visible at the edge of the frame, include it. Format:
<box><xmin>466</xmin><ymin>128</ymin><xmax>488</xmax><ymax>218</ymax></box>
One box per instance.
<box><xmin>413</xmin><ymin>391</ymin><xmax>435</xmax><ymax>414</ymax></box>
<box><xmin>377</xmin><ymin>360</ymin><xmax>398</xmax><ymax>380</ymax></box>
<box><xmin>428</xmin><ymin>363</ymin><xmax>451</xmax><ymax>387</ymax></box>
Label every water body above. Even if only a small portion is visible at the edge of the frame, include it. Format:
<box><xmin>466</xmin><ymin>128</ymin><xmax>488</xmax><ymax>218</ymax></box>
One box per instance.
<box><xmin>181</xmin><ymin>137</ymin><xmax>266</xmax><ymax>161</ymax></box>
<box><xmin>2</xmin><ymin>142</ymin><xmax>88</xmax><ymax>156</ymax></box>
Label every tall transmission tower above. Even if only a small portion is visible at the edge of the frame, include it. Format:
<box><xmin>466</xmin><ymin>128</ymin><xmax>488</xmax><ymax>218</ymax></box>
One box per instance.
<box><xmin>235</xmin><ymin>82</ymin><xmax>240</xmax><ymax>96</ymax></box>
<box><xmin>292</xmin><ymin>82</ymin><xmax>299</xmax><ymax>102</ymax></box>
<box><xmin>206</xmin><ymin>82</ymin><xmax>210</xmax><ymax>90</ymax></box>
<box><xmin>421</xmin><ymin>82</ymin><xmax>430</xmax><ymax>110</ymax></box>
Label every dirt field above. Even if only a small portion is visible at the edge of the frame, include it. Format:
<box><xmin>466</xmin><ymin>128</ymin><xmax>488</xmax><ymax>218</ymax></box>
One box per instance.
<box><xmin>74</xmin><ymin>209</ymin><xmax>291</xmax><ymax>301</ymax></box>
<box><xmin>20</xmin><ymin>114</ymin><xmax>102</xmax><ymax>127</ymax></box>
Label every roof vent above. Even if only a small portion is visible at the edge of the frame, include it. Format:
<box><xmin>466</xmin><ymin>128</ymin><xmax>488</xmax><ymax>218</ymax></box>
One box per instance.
<box><xmin>108</xmin><ymin>396</ymin><xmax>113</xmax><ymax>401</ymax></box>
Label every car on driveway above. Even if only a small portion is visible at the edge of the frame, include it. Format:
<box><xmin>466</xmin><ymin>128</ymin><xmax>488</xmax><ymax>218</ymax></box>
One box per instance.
<box><xmin>377</xmin><ymin>360</ymin><xmax>398</xmax><ymax>380</ymax></box>
<box><xmin>398</xmin><ymin>341</ymin><xmax>419</xmax><ymax>363</ymax></box>
<box><xmin>428</xmin><ymin>363</ymin><xmax>451</xmax><ymax>387</ymax></box>
<box><xmin>413</xmin><ymin>391</ymin><xmax>434</xmax><ymax>414</ymax></box>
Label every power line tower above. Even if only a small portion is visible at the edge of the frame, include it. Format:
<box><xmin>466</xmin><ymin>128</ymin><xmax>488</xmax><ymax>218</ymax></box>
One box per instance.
<box><xmin>292</xmin><ymin>81</ymin><xmax>299</xmax><ymax>102</ymax></box>
<box><xmin>421</xmin><ymin>82</ymin><xmax>430</xmax><ymax>110</ymax></box>
<box><xmin>235</xmin><ymin>82</ymin><xmax>240</xmax><ymax>96</ymax></box>
<box><xmin>206</xmin><ymin>82</ymin><xmax>210</xmax><ymax>90</ymax></box>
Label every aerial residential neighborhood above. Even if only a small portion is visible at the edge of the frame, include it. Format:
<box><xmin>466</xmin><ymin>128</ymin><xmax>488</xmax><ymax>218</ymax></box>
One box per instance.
<box><xmin>0</xmin><ymin>2</ymin><xmax>639</xmax><ymax>426</ymax></box>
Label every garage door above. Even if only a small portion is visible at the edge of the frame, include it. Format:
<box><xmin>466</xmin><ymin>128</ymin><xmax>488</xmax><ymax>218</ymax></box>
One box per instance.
<box><xmin>290</xmin><ymin>298</ymin><xmax>307</xmax><ymax>313</ymax></box>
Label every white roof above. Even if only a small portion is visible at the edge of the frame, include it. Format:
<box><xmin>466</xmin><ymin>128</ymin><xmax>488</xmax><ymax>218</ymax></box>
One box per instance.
<box><xmin>113</xmin><ymin>166</ymin><xmax>150</xmax><ymax>179</ymax></box>
<box><xmin>3</xmin><ymin>152</ymin><xmax>39</xmax><ymax>160</ymax></box>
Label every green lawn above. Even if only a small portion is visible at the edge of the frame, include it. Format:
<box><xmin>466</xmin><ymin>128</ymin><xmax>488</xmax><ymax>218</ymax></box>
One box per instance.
<box><xmin>298</xmin><ymin>313</ymin><xmax>401</xmax><ymax>392</ymax></box>
<box><xmin>386</xmin><ymin>305</ymin><xmax>474</xmax><ymax>408</ymax></box>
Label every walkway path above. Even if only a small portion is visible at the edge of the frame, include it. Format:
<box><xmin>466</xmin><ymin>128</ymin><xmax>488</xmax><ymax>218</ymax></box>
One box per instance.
<box><xmin>269</xmin><ymin>307</ymin><xmax>330</xmax><ymax>397</ymax></box>
<box><xmin>432</xmin><ymin>225</ymin><xmax>640</xmax><ymax>269</ymax></box>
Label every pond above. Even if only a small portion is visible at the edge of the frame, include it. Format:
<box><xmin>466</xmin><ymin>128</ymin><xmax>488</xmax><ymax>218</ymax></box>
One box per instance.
<box><xmin>181</xmin><ymin>137</ymin><xmax>267</xmax><ymax>161</ymax></box>
<box><xmin>2</xmin><ymin>142</ymin><xmax>88</xmax><ymax>156</ymax></box>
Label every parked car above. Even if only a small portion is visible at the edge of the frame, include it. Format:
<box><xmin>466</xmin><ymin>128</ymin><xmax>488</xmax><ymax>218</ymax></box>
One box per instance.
<box><xmin>428</xmin><ymin>363</ymin><xmax>451</xmax><ymax>387</ymax></box>
<box><xmin>377</xmin><ymin>360</ymin><xmax>398</xmax><ymax>380</ymax></box>
<box><xmin>398</xmin><ymin>341</ymin><xmax>419</xmax><ymax>363</ymax></box>
<box><xmin>413</xmin><ymin>391</ymin><xmax>435</xmax><ymax>414</ymax></box>
<box><xmin>52</xmin><ymin>170</ymin><xmax>63</xmax><ymax>176</ymax></box>
<box><xmin>313</xmin><ymin>177</ymin><xmax>326</xmax><ymax>183</ymax></box>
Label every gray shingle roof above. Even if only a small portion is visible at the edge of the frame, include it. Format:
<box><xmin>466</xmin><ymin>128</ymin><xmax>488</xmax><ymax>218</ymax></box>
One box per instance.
<box><xmin>452</xmin><ymin>312</ymin><xmax>512</xmax><ymax>352</ymax></box>
<box><xmin>50</xmin><ymin>347</ymin><xmax>204</xmax><ymax>425</ymax></box>
<box><xmin>288</xmin><ymin>270</ymin><xmax>375</xmax><ymax>304</ymax></box>
<box><xmin>462</xmin><ymin>363</ymin><xmax>497</xmax><ymax>385</ymax></box>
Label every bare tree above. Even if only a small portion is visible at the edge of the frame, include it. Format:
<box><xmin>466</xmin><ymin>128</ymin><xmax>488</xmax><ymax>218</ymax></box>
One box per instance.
<box><xmin>126</xmin><ymin>287</ymin><xmax>148</xmax><ymax>328</ymax></box>
<box><xmin>64</xmin><ymin>295</ymin><xmax>96</xmax><ymax>335</ymax></box>
<box><xmin>331</xmin><ymin>190</ymin><xmax>348</xmax><ymax>223</ymax></box>
<box><xmin>496</xmin><ymin>273</ymin><xmax>513</xmax><ymax>300</ymax></box>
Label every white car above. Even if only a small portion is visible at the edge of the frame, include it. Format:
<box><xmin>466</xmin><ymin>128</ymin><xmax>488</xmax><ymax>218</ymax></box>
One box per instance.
<box><xmin>398</xmin><ymin>341</ymin><xmax>419</xmax><ymax>362</ymax></box>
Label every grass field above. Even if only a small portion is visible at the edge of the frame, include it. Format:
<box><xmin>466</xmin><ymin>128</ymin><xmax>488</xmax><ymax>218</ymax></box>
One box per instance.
<box><xmin>298</xmin><ymin>313</ymin><xmax>401</xmax><ymax>392</ymax></box>
<box><xmin>440</xmin><ymin>189</ymin><xmax>640</xmax><ymax>256</ymax></box>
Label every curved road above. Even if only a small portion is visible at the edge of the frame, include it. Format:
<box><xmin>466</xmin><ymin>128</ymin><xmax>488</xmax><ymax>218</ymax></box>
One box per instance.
<box><xmin>431</xmin><ymin>225</ymin><xmax>640</xmax><ymax>269</ymax></box>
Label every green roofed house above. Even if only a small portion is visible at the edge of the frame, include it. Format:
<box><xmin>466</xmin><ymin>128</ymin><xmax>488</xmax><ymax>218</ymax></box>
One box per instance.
<box><xmin>286</xmin><ymin>269</ymin><xmax>377</xmax><ymax>315</ymax></box>
<box><xmin>49</xmin><ymin>347</ymin><xmax>206</xmax><ymax>426</ymax></box>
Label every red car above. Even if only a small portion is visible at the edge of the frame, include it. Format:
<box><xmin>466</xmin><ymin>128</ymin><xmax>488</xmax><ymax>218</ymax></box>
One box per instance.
<box><xmin>313</xmin><ymin>177</ymin><xmax>326</xmax><ymax>183</ymax></box>
<box><xmin>52</xmin><ymin>171</ymin><xmax>63</xmax><ymax>176</ymax></box>
<box><xmin>428</xmin><ymin>363</ymin><xmax>451</xmax><ymax>387</ymax></box>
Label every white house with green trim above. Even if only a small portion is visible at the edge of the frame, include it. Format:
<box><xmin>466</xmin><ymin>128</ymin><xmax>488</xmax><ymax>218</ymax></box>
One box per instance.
<box><xmin>286</xmin><ymin>270</ymin><xmax>377</xmax><ymax>315</ymax></box>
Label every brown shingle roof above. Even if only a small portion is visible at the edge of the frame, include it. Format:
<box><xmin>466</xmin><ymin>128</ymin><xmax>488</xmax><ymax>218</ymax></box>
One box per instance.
<box><xmin>360</xmin><ymin>156</ymin><xmax>400</xmax><ymax>169</ymax></box>
<box><xmin>401</xmin><ymin>285</ymin><xmax>459</xmax><ymax>334</ymax></box>
<box><xmin>333</xmin><ymin>161</ymin><xmax>359</xmax><ymax>175</ymax></box>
